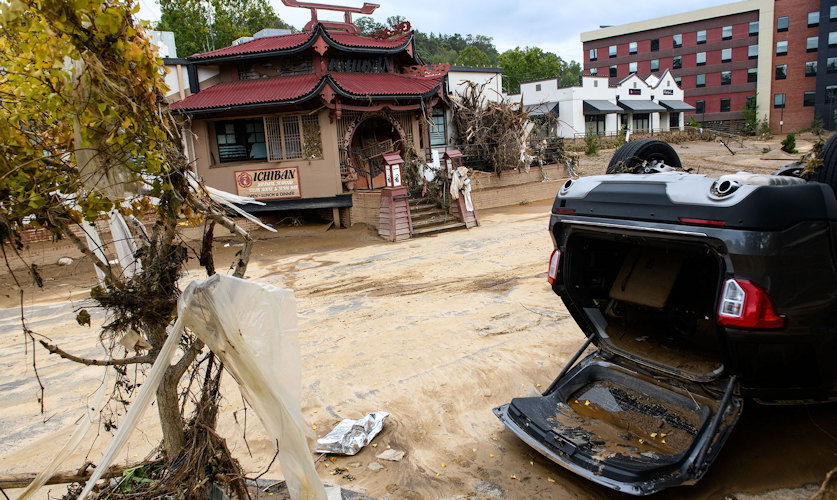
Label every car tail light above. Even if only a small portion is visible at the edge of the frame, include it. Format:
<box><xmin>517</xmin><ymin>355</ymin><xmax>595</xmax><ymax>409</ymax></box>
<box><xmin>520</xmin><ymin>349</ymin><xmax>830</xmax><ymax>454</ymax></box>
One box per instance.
<box><xmin>718</xmin><ymin>278</ymin><xmax>785</xmax><ymax>329</ymax></box>
<box><xmin>547</xmin><ymin>249</ymin><xmax>562</xmax><ymax>285</ymax></box>
<box><xmin>679</xmin><ymin>217</ymin><xmax>726</xmax><ymax>227</ymax></box>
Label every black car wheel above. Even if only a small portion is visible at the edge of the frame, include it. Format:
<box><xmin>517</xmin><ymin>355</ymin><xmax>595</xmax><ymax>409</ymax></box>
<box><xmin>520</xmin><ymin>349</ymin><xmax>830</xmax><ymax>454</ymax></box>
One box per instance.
<box><xmin>813</xmin><ymin>133</ymin><xmax>837</xmax><ymax>196</ymax></box>
<box><xmin>606</xmin><ymin>139</ymin><xmax>682</xmax><ymax>174</ymax></box>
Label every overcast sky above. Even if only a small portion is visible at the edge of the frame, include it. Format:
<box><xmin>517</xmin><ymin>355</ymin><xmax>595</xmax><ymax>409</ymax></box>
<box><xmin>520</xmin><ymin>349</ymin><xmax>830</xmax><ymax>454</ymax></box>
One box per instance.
<box><xmin>137</xmin><ymin>0</ymin><xmax>735</xmax><ymax>62</ymax></box>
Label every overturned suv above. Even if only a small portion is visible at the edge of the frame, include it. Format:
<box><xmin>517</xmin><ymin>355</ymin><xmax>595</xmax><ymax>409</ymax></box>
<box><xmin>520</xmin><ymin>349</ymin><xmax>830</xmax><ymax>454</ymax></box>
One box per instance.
<box><xmin>495</xmin><ymin>137</ymin><xmax>837</xmax><ymax>495</ymax></box>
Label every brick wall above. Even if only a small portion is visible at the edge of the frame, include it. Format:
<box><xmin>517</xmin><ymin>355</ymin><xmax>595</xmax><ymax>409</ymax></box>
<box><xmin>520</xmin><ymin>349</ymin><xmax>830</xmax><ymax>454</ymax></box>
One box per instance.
<box><xmin>470</xmin><ymin>165</ymin><xmax>568</xmax><ymax>210</ymax></box>
<box><xmin>350</xmin><ymin>191</ymin><xmax>383</xmax><ymax>227</ymax></box>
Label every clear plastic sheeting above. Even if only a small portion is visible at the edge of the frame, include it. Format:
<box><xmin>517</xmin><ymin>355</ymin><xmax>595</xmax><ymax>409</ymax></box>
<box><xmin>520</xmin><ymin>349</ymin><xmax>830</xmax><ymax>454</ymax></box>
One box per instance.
<box><xmin>315</xmin><ymin>412</ymin><xmax>389</xmax><ymax>456</ymax></box>
<box><xmin>78</xmin><ymin>274</ymin><xmax>325</xmax><ymax>500</ymax></box>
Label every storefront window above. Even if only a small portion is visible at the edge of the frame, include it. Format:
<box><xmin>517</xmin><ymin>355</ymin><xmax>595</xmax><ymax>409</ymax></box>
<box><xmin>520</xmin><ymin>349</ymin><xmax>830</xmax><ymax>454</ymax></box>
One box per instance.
<box><xmin>585</xmin><ymin>115</ymin><xmax>606</xmax><ymax>136</ymax></box>
<box><xmin>215</xmin><ymin>119</ymin><xmax>267</xmax><ymax>163</ymax></box>
<box><xmin>429</xmin><ymin>108</ymin><xmax>446</xmax><ymax>146</ymax></box>
<box><xmin>669</xmin><ymin>113</ymin><xmax>680</xmax><ymax>128</ymax></box>
<box><xmin>632</xmin><ymin>113</ymin><xmax>650</xmax><ymax>132</ymax></box>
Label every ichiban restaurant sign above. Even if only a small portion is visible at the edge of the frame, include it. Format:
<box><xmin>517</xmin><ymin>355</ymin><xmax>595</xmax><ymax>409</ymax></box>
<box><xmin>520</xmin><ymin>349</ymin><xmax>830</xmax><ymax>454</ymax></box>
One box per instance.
<box><xmin>234</xmin><ymin>167</ymin><xmax>301</xmax><ymax>200</ymax></box>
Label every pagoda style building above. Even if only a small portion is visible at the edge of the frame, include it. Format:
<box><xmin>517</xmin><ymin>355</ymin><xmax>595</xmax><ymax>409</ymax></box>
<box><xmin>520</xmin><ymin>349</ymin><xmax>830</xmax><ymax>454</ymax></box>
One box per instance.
<box><xmin>167</xmin><ymin>0</ymin><xmax>450</xmax><ymax>226</ymax></box>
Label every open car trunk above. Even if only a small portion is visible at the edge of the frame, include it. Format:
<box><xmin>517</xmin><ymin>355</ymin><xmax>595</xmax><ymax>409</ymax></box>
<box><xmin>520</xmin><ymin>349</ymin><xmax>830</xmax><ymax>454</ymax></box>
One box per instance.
<box><xmin>495</xmin><ymin>230</ymin><xmax>742</xmax><ymax>496</ymax></box>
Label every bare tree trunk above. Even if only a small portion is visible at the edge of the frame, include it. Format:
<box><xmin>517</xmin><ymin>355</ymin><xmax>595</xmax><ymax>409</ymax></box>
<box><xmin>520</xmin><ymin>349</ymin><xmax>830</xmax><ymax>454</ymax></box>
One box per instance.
<box><xmin>157</xmin><ymin>369</ymin><xmax>185</xmax><ymax>458</ymax></box>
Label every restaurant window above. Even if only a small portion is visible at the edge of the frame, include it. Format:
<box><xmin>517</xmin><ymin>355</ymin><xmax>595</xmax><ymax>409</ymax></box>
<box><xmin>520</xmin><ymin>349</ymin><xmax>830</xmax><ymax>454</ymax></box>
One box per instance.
<box><xmin>721</xmin><ymin>71</ymin><xmax>732</xmax><ymax>85</ymax></box>
<box><xmin>215</xmin><ymin>119</ymin><xmax>267</xmax><ymax>163</ymax></box>
<box><xmin>651</xmin><ymin>38</ymin><xmax>659</xmax><ymax>52</ymax></box>
<box><xmin>748</xmin><ymin>44</ymin><xmax>758</xmax><ymax>59</ymax></box>
<box><xmin>803</xmin><ymin>92</ymin><xmax>816</xmax><ymax>107</ymax></box>
<box><xmin>808</xmin><ymin>36</ymin><xmax>818</xmax><ymax>52</ymax></box>
<box><xmin>264</xmin><ymin>114</ymin><xmax>322</xmax><ymax>161</ymax></box>
<box><xmin>828</xmin><ymin>57</ymin><xmax>837</xmax><ymax>73</ymax></box>
<box><xmin>697</xmin><ymin>30</ymin><xmax>706</xmax><ymax>44</ymax></box>
<box><xmin>609</xmin><ymin>45</ymin><xmax>617</xmax><ymax>57</ymax></box>
<box><xmin>808</xmin><ymin>11</ymin><xmax>819</xmax><ymax>27</ymax></box>
<box><xmin>696</xmin><ymin>52</ymin><xmax>706</xmax><ymax>65</ymax></box>
<box><xmin>589</xmin><ymin>48</ymin><xmax>598</xmax><ymax>61</ymax></box>
<box><xmin>721</xmin><ymin>48</ymin><xmax>732</xmax><ymax>62</ymax></box>
<box><xmin>775</xmin><ymin>64</ymin><xmax>787</xmax><ymax>80</ymax></box>
<box><xmin>722</xmin><ymin>25</ymin><xmax>733</xmax><ymax>40</ymax></box>
<box><xmin>429</xmin><ymin>108</ymin><xmax>446</xmax><ymax>146</ymax></box>
<box><xmin>749</xmin><ymin>21</ymin><xmax>759</xmax><ymax>36</ymax></box>
<box><xmin>629</xmin><ymin>61</ymin><xmax>637</xmax><ymax>73</ymax></box>
<box><xmin>632</xmin><ymin>113</ymin><xmax>650</xmax><ymax>133</ymax></box>
<box><xmin>748</xmin><ymin>68</ymin><xmax>758</xmax><ymax>82</ymax></box>
<box><xmin>673</xmin><ymin>55</ymin><xmax>682</xmax><ymax>69</ymax></box>
<box><xmin>806</xmin><ymin>61</ymin><xmax>817</xmax><ymax>77</ymax></box>
<box><xmin>610</xmin><ymin>65</ymin><xmax>617</xmax><ymax>77</ymax></box>
<box><xmin>695</xmin><ymin>100</ymin><xmax>705</xmax><ymax>114</ymax></box>
<box><xmin>585</xmin><ymin>115</ymin><xmax>606</xmax><ymax>136</ymax></box>
<box><xmin>672</xmin><ymin>34</ymin><xmax>682</xmax><ymax>48</ymax></box>
<box><xmin>696</xmin><ymin>73</ymin><xmax>706</xmax><ymax>88</ymax></box>
<box><xmin>720</xmin><ymin>98</ymin><xmax>731</xmax><ymax>112</ymax></box>
<box><xmin>629</xmin><ymin>42</ymin><xmax>638</xmax><ymax>54</ymax></box>
<box><xmin>777</xmin><ymin>16</ymin><xmax>788</xmax><ymax>32</ymax></box>
<box><xmin>776</xmin><ymin>40</ymin><xmax>788</xmax><ymax>55</ymax></box>
<box><xmin>650</xmin><ymin>59</ymin><xmax>659</xmax><ymax>72</ymax></box>
<box><xmin>774</xmin><ymin>93</ymin><xmax>786</xmax><ymax>109</ymax></box>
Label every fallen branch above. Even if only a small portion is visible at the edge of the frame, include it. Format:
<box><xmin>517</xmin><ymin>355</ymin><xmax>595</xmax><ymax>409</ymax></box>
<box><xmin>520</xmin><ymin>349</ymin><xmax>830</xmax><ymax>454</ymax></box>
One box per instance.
<box><xmin>0</xmin><ymin>465</ymin><xmax>128</xmax><ymax>489</ymax></box>
<box><xmin>38</xmin><ymin>340</ymin><xmax>153</xmax><ymax>366</ymax></box>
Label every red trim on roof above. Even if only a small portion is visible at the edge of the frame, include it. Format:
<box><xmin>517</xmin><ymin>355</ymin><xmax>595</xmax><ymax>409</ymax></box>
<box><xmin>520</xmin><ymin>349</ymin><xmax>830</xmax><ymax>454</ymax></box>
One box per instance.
<box><xmin>329</xmin><ymin>72</ymin><xmax>442</xmax><ymax>97</ymax></box>
<box><xmin>328</xmin><ymin>32</ymin><xmax>411</xmax><ymax>49</ymax></box>
<box><xmin>170</xmin><ymin>73</ymin><xmax>322</xmax><ymax>111</ymax></box>
<box><xmin>191</xmin><ymin>32</ymin><xmax>313</xmax><ymax>59</ymax></box>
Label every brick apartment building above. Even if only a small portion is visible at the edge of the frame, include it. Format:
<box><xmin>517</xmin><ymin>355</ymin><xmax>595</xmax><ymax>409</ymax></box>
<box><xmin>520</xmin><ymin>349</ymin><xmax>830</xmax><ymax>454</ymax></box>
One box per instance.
<box><xmin>581</xmin><ymin>0</ymin><xmax>837</xmax><ymax>132</ymax></box>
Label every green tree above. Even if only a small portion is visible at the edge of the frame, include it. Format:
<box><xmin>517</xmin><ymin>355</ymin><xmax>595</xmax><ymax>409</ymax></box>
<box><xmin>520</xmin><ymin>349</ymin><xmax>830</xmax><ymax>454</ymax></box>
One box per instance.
<box><xmin>355</xmin><ymin>15</ymin><xmax>385</xmax><ymax>35</ymax></box>
<box><xmin>497</xmin><ymin>47</ymin><xmax>573</xmax><ymax>94</ymax></box>
<box><xmin>155</xmin><ymin>0</ymin><xmax>211</xmax><ymax>57</ymax></box>
<box><xmin>456</xmin><ymin>46</ymin><xmax>491</xmax><ymax>66</ymax></box>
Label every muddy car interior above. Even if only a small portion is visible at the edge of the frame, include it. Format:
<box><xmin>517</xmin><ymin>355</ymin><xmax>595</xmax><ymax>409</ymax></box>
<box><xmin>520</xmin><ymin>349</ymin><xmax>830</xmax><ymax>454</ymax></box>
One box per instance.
<box><xmin>563</xmin><ymin>232</ymin><xmax>725</xmax><ymax>381</ymax></box>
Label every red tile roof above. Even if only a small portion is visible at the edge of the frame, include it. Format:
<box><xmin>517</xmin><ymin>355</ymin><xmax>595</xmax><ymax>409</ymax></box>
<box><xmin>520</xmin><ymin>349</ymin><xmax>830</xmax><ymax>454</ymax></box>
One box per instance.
<box><xmin>170</xmin><ymin>72</ymin><xmax>444</xmax><ymax>112</ymax></box>
<box><xmin>170</xmin><ymin>73</ymin><xmax>322</xmax><ymax>111</ymax></box>
<box><xmin>330</xmin><ymin>72</ymin><xmax>442</xmax><ymax>97</ymax></box>
<box><xmin>328</xmin><ymin>32</ymin><xmax>411</xmax><ymax>49</ymax></box>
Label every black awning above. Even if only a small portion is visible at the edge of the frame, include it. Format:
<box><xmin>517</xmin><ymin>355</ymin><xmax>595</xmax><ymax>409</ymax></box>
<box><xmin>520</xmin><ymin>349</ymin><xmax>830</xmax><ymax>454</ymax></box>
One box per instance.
<box><xmin>658</xmin><ymin>99</ymin><xmax>696</xmax><ymax>111</ymax></box>
<box><xmin>583</xmin><ymin>100</ymin><xmax>623</xmax><ymax>115</ymax></box>
<box><xmin>618</xmin><ymin>100</ymin><xmax>666</xmax><ymax>112</ymax></box>
<box><xmin>523</xmin><ymin>101</ymin><xmax>559</xmax><ymax>117</ymax></box>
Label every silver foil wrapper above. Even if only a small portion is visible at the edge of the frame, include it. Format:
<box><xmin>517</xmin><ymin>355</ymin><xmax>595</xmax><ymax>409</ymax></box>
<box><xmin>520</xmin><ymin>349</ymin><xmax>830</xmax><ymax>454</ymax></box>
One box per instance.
<box><xmin>315</xmin><ymin>411</ymin><xmax>390</xmax><ymax>455</ymax></box>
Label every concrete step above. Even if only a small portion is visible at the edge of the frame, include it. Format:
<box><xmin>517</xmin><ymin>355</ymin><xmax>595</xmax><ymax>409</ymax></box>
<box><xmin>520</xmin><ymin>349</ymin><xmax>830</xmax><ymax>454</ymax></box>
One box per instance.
<box><xmin>411</xmin><ymin>209</ymin><xmax>449</xmax><ymax>221</ymax></box>
<box><xmin>412</xmin><ymin>216</ymin><xmax>458</xmax><ymax>229</ymax></box>
<box><xmin>412</xmin><ymin>221</ymin><xmax>467</xmax><ymax>236</ymax></box>
<box><xmin>410</xmin><ymin>203</ymin><xmax>438</xmax><ymax>212</ymax></box>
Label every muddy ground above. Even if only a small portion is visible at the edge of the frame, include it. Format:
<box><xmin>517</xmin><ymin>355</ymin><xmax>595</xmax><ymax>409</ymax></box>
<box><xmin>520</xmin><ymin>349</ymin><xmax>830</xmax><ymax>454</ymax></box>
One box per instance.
<box><xmin>1</xmin><ymin>136</ymin><xmax>835</xmax><ymax>499</ymax></box>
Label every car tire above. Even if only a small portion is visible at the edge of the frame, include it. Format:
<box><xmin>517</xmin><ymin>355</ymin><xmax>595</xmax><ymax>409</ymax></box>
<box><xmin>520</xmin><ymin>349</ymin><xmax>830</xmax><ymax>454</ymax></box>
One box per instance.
<box><xmin>606</xmin><ymin>139</ymin><xmax>682</xmax><ymax>174</ymax></box>
<box><xmin>813</xmin><ymin>133</ymin><xmax>837</xmax><ymax>196</ymax></box>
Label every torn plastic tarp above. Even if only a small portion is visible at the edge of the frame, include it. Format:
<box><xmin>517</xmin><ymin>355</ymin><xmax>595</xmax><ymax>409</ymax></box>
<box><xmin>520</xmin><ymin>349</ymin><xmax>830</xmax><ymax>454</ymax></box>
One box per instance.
<box><xmin>315</xmin><ymin>412</ymin><xmax>389</xmax><ymax>455</ymax></box>
<box><xmin>79</xmin><ymin>274</ymin><xmax>325</xmax><ymax>500</ymax></box>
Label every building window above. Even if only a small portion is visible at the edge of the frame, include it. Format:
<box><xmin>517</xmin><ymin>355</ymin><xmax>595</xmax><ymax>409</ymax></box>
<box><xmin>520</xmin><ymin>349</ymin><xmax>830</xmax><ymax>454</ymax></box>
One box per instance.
<box><xmin>696</xmin><ymin>30</ymin><xmax>706</xmax><ymax>44</ymax></box>
<box><xmin>828</xmin><ymin>57</ymin><xmax>837</xmax><ymax>73</ymax></box>
<box><xmin>774</xmin><ymin>93</ymin><xmax>786</xmax><ymax>108</ymax></box>
<box><xmin>590</xmin><ymin>67</ymin><xmax>598</xmax><ymax>75</ymax></box>
<box><xmin>748</xmin><ymin>68</ymin><xmax>758</xmax><ymax>82</ymax></box>
<box><xmin>589</xmin><ymin>48</ymin><xmax>598</xmax><ymax>61</ymax></box>
<box><xmin>696</xmin><ymin>52</ymin><xmax>706</xmax><ymax>65</ymax></box>
<box><xmin>695</xmin><ymin>100</ymin><xmax>705</xmax><ymax>114</ymax></box>
<box><xmin>585</xmin><ymin>115</ymin><xmax>606</xmax><ymax>136</ymax></box>
<box><xmin>264</xmin><ymin>114</ymin><xmax>322</xmax><ymax>161</ymax></box>
<box><xmin>720</xmin><ymin>98</ymin><xmax>731</xmax><ymax>112</ymax></box>
<box><xmin>808</xmin><ymin>11</ymin><xmax>820</xmax><ymax>27</ymax></box>
<box><xmin>775</xmin><ymin>65</ymin><xmax>787</xmax><ymax>80</ymax></box>
<box><xmin>721</xmin><ymin>71</ymin><xmax>732</xmax><ymax>85</ymax></box>
<box><xmin>746</xmin><ymin>95</ymin><xmax>756</xmax><ymax>109</ymax></box>
<box><xmin>831</xmin><ymin>5</ymin><xmax>837</xmax><ymax>20</ymax></box>
<box><xmin>777</xmin><ymin>16</ymin><xmax>788</xmax><ymax>32</ymax></box>
<box><xmin>722</xmin><ymin>25</ymin><xmax>733</xmax><ymax>40</ymax></box>
<box><xmin>609</xmin><ymin>45</ymin><xmax>617</xmax><ymax>57</ymax></box>
<box><xmin>749</xmin><ymin>21</ymin><xmax>759</xmax><ymax>36</ymax></box>
<box><xmin>429</xmin><ymin>108</ymin><xmax>446</xmax><ymax>146</ymax></box>
<box><xmin>830</xmin><ymin>32</ymin><xmax>837</xmax><ymax>47</ymax></box>
<box><xmin>674</xmin><ymin>76</ymin><xmax>682</xmax><ymax>86</ymax></box>
<box><xmin>214</xmin><ymin>119</ymin><xmax>267</xmax><ymax>163</ymax></box>
<box><xmin>673</xmin><ymin>34</ymin><xmax>682</xmax><ymax>48</ymax></box>
<box><xmin>650</xmin><ymin>59</ymin><xmax>659</xmax><ymax>72</ymax></box>
<box><xmin>696</xmin><ymin>73</ymin><xmax>706</xmax><ymax>88</ymax></box>
<box><xmin>807</xmin><ymin>36</ymin><xmax>818</xmax><ymax>52</ymax></box>
<box><xmin>803</xmin><ymin>92</ymin><xmax>816</xmax><ymax>107</ymax></box>
<box><xmin>629</xmin><ymin>61</ymin><xmax>637</xmax><ymax>73</ymax></box>
<box><xmin>632</xmin><ymin>113</ymin><xmax>650</xmax><ymax>133</ymax></box>
<box><xmin>651</xmin><ymin>38</ymin><xmax>659</xmax><ymax>52</ymax></box>
<box><xmin>748</xmin><ymin>44</ymin><xmax>758</xmax><ymax>59</ymax></box>
<box><xmin>629</xmin><ymin>41</ymin><xmax>637</xmax><ymax>54</ymax></box>
<box><xmin>669</xmin><ymin>113</ymin><xmax>680</xmax><ymax>128</ymax></box>
<box><xmin>806</xmin><ymin>61</ymin><xmax>817</xmax><ymax>76</ymax></box>
<box><xmin>721</xmin><ymin>48</ymin><xmax>732</xmax><ymax>62</ymax></box>
<box><xmin>610</xmin><ymin>65</ymin><xmax>617</xmax><ymax>77</ymax></box>
<box><xmin>776</xmin><ymin>41</ymin><xmax>788</xmax><ymax>55</ymax></box>
<box><xmin>673</xmin><ymin>55</ymin><xmax>682</xmax><ymax>69</ymax></box>
<box><xmin>535</xmin><ymin>83</ymin><xmax>542</xmax><ymax>91</ymax></box>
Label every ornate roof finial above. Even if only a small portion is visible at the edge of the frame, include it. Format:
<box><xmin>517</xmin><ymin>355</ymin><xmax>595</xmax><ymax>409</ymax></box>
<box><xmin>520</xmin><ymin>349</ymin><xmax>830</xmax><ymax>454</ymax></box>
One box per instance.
<box><xmin>280</xmin><ymin>0</ymin><xmax>380</xmax><ymax>34</ymax></box>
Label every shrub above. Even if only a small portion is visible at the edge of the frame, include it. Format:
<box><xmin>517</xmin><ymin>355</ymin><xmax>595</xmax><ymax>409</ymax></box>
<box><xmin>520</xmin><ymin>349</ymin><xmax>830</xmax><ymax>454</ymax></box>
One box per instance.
<box><xmin>741</xmin><ymin>100</ymin><xmax>759</xmax><ymax>136</ymax></box>
<box><xmin>811</xmin><ymin>118</ymin><xmax>825</xmax><ymax>137</ymax></box>
<box><xmin>781</xmin><ymin>132</ymin><xmax>798</xmax><ymax>154</ymax></box>
<box><xmin>584</xmin><ymin>134</ymin><xmax>599</xmax><ymax>156</ymax></box>
<box><xmin>687</xmin><ymin>116</ymin><xmax>702</xmax><ymax>128</ymax></box>
<box><xmin>615</xmin><ymin>124</ymin><xmax>627</xmax><ymax>148</ymax></box>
